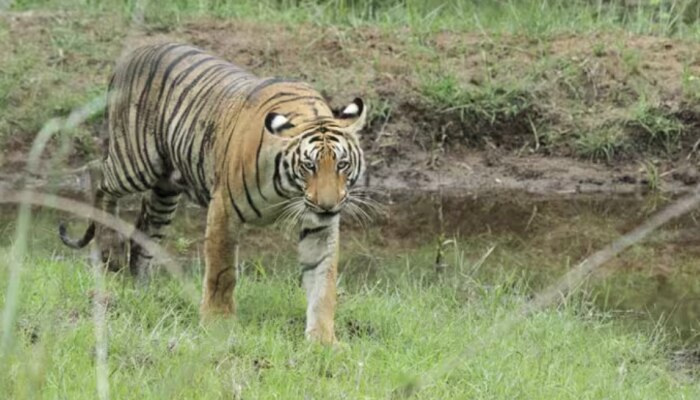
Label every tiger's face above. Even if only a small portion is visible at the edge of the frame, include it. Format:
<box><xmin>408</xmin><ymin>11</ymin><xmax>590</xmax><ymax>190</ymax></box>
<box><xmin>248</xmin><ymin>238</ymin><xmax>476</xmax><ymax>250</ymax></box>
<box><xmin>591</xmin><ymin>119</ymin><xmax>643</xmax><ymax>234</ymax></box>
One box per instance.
<box><xmin>267</xmin><ymin>98</ymin><xmax>367</xmax><ymax>220</ymax></box>
<box><xmin>300</xmin><ymin>131</ymin><xmax>357</xmax><ymax>217</ymax></box>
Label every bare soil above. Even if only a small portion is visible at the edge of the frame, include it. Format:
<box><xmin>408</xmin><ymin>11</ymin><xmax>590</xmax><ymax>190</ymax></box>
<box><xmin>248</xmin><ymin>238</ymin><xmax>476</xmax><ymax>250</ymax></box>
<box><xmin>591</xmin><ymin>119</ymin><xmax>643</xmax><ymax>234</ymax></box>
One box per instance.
<box><xmin>4</xmin><ymin>13</ymin><xmax>700</xmax><ymax>195</ymax></box>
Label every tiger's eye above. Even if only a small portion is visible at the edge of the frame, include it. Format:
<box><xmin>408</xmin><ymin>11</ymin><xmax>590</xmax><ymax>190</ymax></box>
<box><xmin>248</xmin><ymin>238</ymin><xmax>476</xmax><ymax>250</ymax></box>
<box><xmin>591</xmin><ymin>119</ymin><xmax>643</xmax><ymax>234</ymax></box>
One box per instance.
<box><xmin>337</xmin><ymin>161</ymin><xmax>349</xmax><ymax>170</ymax></box>
<box><xmin>302</xmin><ymin>160</ymin><xmax>316</xmax><ymax>171</ymax></box>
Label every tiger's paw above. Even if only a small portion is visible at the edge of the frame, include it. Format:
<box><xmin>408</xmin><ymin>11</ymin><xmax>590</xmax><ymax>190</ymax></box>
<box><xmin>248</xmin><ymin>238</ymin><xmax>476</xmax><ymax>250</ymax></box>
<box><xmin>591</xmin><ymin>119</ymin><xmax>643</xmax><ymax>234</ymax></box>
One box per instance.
<box><xmin>199</xmin><ymin>301</ymin><xmax>236</xmax><ymax>324</ymax></box>
<box><xmin>305</xmin><ymin>328</ymin><xmax>338</xmax><ymax>346</ymax></box>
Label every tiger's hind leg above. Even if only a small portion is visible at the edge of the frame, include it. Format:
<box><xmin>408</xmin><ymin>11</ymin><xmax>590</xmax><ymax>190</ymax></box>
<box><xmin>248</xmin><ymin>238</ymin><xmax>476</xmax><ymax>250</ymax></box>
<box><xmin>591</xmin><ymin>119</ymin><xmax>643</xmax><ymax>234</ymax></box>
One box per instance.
<box><xmin>92</xmin><ymin>186</ymin><xmax>129</xmax><ymax>272</ymax></box>
<box><xmin>95</xmin><ymin>152</ymin><xmax>160</xmax><ymax>272</ymax></box>
<box><xmin>129</xmin><ymin>178</ymin><xmax>182</xmax><ymax>281</ymax></box>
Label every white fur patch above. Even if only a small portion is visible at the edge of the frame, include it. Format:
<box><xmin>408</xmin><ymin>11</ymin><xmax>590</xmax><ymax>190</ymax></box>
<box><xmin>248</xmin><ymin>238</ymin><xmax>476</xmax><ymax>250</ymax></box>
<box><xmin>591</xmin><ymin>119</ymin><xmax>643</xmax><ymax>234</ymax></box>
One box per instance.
<box><xmin>270</xmin><ymin>114</ymin><xmax>289</xmax><ymax>130</ymax></box>
<box><xmin>342</xmin><ymin>102</ymin><xmax>359</xmax><ymax>116</ymax></box>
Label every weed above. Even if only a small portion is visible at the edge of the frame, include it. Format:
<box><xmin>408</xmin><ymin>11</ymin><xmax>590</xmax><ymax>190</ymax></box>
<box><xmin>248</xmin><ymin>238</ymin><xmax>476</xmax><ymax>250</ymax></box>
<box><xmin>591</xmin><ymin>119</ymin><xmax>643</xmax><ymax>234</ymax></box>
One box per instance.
<box><xmin>629</xmin><ymin>100</ymin><xmax>685</xmax><ymax>154</ymax></box>
<box><xmin>419</xmin><ymin>72</ymin><xmax>534</xmax><ymax>124</ymax></box>
<box><xmin>575</xmin><ymin>128</ymin><xmax>627</xmax><ymax>162</ymax></box>
<box><xmin>681</xmin><ymin>63</ymin><xmax>700</xmax><ymax>102</ymax></box>
<box><xmin>592</xmin><ymin>42</ymin><xmax>606</xmax><ymax>57</ymax></box>
<box><xmin>642</xmin><ymin>160</ymin><xmax>661</xmax><ymax>192</ymax></box>
<box><xmin>620</xmin><ymin>47</ymin><xmax>643</xmax><ymax>76</ymax></box>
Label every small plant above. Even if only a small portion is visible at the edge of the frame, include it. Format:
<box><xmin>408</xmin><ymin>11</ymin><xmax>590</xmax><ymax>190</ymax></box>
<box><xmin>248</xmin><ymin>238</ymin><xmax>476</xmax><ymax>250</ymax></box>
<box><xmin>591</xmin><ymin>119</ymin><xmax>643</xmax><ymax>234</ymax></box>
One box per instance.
<box><xmin>619</xmin><ymin>47</ymin><xmax>642</xmax><ymax>76</ymax></box>
<box><xmin>174</xmin><ymin>236</ymin><xmax>194</xmax><ymax>254</ymax></box>
<box><xmin>642</xmin><ymin>160</ymin><xmax>660</xmax><ymax>192</ymax></box>
<box><xmin>592</xmin><ymin>42</ymin><xmax>606</xmax><ymax>57</ymax></box>
<box><xmin>367</xmin><ymin>97</ymin><xmax>392</xmax><ymax>124</ymax></box>
<box><xmin>419</xmin><ymin>71</ymin><xmax>534</xmax><ymax>124</ymax></box>
<box><xmin>630</xmin><ymin>100</ymin><xmax>684</xmax><ymax>154</ymax></box>
<box><xmin>680</xmin><ymin>64</ymin><xmax>700</xmax><ymax>102</ymax></box>
<box><xmin>575</xmin><ymin>128</ymin><xmax>626</xmax><ymax>162</ymax></box>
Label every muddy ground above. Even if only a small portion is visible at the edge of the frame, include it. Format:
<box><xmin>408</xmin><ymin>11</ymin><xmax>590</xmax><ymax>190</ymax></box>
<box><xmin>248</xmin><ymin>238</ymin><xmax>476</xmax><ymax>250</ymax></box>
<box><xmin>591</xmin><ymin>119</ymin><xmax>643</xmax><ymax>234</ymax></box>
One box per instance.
<box><xmin>4</xmin><ymin>12</ymin><xmax>700</xmax><ymax>195</ymax></box>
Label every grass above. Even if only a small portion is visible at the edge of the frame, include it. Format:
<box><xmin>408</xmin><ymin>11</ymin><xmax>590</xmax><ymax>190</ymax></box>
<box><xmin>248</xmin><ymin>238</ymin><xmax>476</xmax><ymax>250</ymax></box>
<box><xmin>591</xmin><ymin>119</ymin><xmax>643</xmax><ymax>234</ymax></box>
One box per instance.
<box><xmin>2</xmin><ymin>241</ymin><xmax>700</xmax><ymax>399</ymax></box>
<box><xmin>11</xmin><ymin>0</ymin><xmax>700</xmax><ymax>37</ymax></box>
<box><xmin>419</xmin><ymin>72</ymin><xmax>535</xmax><ymax>124</ymax></box>
<box><xmin>629</xmin><ymin>100</ymin><xmax>685</xmax><ymax>154</ymax></box>
<box><xmin>2</xmin><ymin>202</ymin><xmax>700</xmax><ymax>397</ymax></box>
<box><xmin>575</xmin><ymin>128</ymin><xmax>627</xmax><ymax>162</ymax></box>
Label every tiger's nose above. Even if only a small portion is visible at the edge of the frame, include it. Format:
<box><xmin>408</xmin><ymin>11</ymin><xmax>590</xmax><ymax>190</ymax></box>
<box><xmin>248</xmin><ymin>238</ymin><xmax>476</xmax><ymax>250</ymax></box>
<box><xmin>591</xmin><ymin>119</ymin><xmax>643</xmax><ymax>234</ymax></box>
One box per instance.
<box><xmin>317</xmin><ymin>199</ymin><xmax>336</xmax><ymax>212</ymax></box>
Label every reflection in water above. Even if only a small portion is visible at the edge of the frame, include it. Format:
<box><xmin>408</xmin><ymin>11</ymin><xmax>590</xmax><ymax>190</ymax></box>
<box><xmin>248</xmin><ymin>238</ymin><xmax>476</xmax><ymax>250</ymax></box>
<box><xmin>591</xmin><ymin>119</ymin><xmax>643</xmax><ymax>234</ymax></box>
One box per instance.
<box><xmin>2</xmin><ymin>190</ymin><xmax>700</xmax><ymax>342</ymax></box>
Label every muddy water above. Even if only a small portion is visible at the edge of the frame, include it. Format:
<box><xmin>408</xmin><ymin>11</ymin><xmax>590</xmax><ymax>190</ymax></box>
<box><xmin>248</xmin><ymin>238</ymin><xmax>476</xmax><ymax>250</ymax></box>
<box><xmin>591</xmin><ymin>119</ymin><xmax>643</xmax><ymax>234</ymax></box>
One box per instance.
<box><xmin>3</xmin><ymin>189</ymin><xmax>700</xmax><ymax>342</ymax></box>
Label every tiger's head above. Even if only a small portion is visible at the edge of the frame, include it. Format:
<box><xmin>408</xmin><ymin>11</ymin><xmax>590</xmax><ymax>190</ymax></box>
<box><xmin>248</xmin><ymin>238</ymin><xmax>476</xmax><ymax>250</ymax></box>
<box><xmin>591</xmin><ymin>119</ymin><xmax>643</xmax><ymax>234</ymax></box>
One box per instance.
<box><xmin>266</xmin><ymin>97</ymin><xmax>368</xmax><ymax>221</ymax></box>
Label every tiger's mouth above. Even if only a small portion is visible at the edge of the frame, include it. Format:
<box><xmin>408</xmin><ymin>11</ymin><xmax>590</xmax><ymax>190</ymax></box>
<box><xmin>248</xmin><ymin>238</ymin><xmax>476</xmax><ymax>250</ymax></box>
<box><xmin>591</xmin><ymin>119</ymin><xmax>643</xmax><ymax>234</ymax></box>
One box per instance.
<box><xmin>304</xmin><ymin>199</ymin><xmax>345</xmax><ymax>218</ymax></box>
<box><xmin>313</xmin><ymin>209</ymin><xmax>340</xmax><ymax>218</ymax></box>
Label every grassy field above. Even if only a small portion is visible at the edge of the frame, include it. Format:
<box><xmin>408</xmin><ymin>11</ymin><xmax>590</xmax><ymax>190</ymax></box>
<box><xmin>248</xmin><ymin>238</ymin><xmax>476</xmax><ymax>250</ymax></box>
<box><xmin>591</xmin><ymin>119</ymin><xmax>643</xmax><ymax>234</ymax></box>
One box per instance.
<box><xmin>5</xmin><ymin>0</ymin><xmax>700</xmax><ymax>398</ymax></box>
<box><xmin>1</xmin><ymin>198</ymin><xmax>700</xmax><ymax>398</ymax></box>
<box><xmin>2</xmin><ymin>211</ymin><xmax>700</xmax><ymax>399</ymax></box>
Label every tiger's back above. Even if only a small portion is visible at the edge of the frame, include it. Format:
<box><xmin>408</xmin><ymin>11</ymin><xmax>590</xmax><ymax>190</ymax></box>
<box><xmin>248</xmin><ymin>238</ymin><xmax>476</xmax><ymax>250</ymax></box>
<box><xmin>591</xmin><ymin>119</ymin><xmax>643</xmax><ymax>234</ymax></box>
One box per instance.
<box><xmin>103</xmin><ymin>43</ymin><xmax>253</xmax><ymax>205</ymax></box>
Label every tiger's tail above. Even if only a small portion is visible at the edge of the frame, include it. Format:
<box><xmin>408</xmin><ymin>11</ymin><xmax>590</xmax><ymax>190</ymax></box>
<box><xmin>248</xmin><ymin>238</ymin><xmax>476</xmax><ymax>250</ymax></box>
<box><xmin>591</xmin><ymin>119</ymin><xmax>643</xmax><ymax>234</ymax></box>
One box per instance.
<box><xmin>58</xmin><ymin>160</ymin><xmax>103</xmax><ymax>249</ymax></box>
<box><xmin>58</xmin><ymin>221</ymin><xmax>96</xmax><ymax>249</ymax></box>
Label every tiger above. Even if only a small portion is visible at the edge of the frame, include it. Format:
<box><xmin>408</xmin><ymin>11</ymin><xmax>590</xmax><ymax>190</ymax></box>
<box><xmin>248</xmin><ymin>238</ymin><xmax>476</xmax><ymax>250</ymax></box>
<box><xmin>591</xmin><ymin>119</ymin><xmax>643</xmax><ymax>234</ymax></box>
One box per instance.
<box><xmin>58</xmin><ymin>42</ymin><xmax>368</xmax><ymax>344</ymax></box>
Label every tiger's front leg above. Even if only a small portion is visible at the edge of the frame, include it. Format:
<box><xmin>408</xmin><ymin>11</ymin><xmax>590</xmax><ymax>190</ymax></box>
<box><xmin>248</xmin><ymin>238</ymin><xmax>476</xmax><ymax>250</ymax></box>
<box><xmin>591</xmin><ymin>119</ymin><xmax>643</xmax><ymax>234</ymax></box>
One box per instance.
<box><xmin>200</xmin><ymin>191</ymin><xmax>238</xmax><ymax>319</ymax></box>
<box><xmin>299</xmin><ymin>217</ymin><xmax>340</xmax><ymax>344</ymax></box>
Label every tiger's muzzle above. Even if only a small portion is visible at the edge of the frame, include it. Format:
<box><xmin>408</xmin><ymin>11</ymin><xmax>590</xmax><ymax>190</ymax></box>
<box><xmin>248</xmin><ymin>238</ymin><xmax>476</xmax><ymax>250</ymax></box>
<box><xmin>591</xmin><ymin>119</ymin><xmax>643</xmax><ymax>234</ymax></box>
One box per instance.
<box><xmin>304</xmin><ymin>195</ymin><xmax>347</xmax><ymax>218</ymax></box>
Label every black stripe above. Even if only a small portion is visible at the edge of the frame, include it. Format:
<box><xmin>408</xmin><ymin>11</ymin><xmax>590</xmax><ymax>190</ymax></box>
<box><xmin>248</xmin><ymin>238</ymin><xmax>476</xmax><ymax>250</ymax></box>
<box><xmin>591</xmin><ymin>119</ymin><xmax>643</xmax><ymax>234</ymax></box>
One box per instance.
<box><xmin>242</xmin><ymin>166</ymin><xmax>262</xmax><ymax>218</ymax></box>
<box><xmin>301</xmin><ymin>255</ymin><xmax>328</xmax><ymax>273</ymax></box>
<box><xmin>217</xmin><ymin>75</ymin><xmax>265</xmax><ymax>174</ymax></box>
<box><xmin>197</xmin><ymin>122</ymin><xmax>216</xmax><ymax>198</ymax></box>
<box><xmin>150</xmin><ymin>220</ymin><xmax>172</xmax><ymax>228</ymax></box>
<box><xmin>255</xmin><ymin>128</ymin><xmax>268</xmax><ymax>201</ymax></box>
<box><xmin>154</xmin><ymin>197</ymin><xmax>179</xmax><ymax>207</ymax></box>
<box><xmin>122</xmin><ymin>47</ymin><xmax>160</xmax><ymax>188</ymax></box>
<box><xmin>299</xmin><ymin>226</ymin><xmax>327</xmax><ymax>240</ymax></box>
<box><xmin>175</xmin><ymin>68</ymin><xmax>235</xmax><ymax>196</ymax></box>
<box><xmin>153</xmin><ymin>185</ymin><xmax>179</xmax><ymax>198</ymax></box>
<box><xmin>308</xmin><ymin>136</ymin><xmax>324</xmax><ymax>143</ymax></box>
<box><xmin>244</xmin><ymin>77</ymin><xmax>296</xmax><ymax>102</ymax></box>
<box><xmin>149</xmin><ymin>203</ymin><xmax>178</xmax><ymax>214</ymax></box>
<box><xmin>111</xmin><ymin>52</ymin><xmax>149</xmax><ymax>192</ymax></box>
<box><xmin>258</xmin><ymin>91</ymin><xmax>296</xmax><ymax>110</ymax></box>
<box><xmin>226</xmin><ymin>178</ymin><xmax>246</xmax><ymax>223</ymax></box>
<box><xmin>172</xmin><ymin>65</ymin><xmax>231</xmax><ymax>192</ymax></box>
<box><xmin>273</xmin><ymin>153</ymin><xmax>289</xmax><ymax>198</ymax></box>
<box><xmin>134</xmin><ymin>45</ymin><xmax>174</xmax><ymax>178</ymax></box>
<box><xmin>154</xmin><ymin>49</ymin><xmax>203</xmax><ymax>149</ymax></box>
<box><xmin>262</xmin><ymin>94</ymin><xmax>325</xmax><ymax>112</ymax></box>
<box><xmin>164</xmin><ymin>57</ymin><xmax>220</xmax><ymax>167</ymax></box>
<box><xmin>167</xmin><ymin>64</ymin><xmax>224</xmax><ymax>169</ymax></box>
<box><xmin>136</xmin><ymin>44</ymin><xmax>181</xmax><ymax>157</ymax></box>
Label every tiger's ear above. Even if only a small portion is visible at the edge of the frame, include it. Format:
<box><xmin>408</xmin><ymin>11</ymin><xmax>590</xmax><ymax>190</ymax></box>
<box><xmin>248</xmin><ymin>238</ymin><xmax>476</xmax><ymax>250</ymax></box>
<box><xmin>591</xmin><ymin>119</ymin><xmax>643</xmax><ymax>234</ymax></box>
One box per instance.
<box><xmin>264</xmin><ymin>112</ymin><xmax>295</xmax><ymax>134</ymax></box>
<box><xmin>334</xmin><ymin>98</ymin><xmax>367</xmax><ymax>134</ymax></box>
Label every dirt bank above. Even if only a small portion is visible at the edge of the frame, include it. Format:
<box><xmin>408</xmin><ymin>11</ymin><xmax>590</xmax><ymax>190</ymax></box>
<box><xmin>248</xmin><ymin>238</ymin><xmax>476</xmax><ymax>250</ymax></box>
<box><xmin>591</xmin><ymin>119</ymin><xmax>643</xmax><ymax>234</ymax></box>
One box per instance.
<box><xmin>3</xmin><ymin>13</ymin><xmax>700</xmax><ymax>195</ymax></box>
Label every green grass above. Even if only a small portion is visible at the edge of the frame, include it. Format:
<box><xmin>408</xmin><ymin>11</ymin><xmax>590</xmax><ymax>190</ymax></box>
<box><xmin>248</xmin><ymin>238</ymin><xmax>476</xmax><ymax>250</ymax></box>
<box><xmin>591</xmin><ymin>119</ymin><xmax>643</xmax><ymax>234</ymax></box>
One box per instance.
<box><xmin>419</xmin><ymin>72</ymin><xmax>535</xmax><ymax>125</ymax></box>
<box><xmin>2</xmin><ymin>246</ymin><xmax>700</xmax><ymax>399</ymax></box>
<box><xmin>575</xmin><ymin>127</ymin><xmax>627</xmax><ymax>162</ymax></box>
<box><xmin>2</xmin><ymin>206</ymin><xmax>700</xmax><ymax>398</ymax></box>
<box><xmin>629</xmin><ymin>99</ymin><xmax>686</xmax><ymax>154</ymax></box>
<box><xmin>11</xmin><ymin>0</ymin><xmax>700</xmax><ymax>38</ymax></box>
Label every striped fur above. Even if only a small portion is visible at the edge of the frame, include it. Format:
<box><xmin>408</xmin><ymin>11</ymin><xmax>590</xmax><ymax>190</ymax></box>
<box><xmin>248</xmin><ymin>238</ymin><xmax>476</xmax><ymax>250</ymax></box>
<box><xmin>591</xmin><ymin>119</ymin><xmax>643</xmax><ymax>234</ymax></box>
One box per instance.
<box><xmin>58</xmin><ymin>43</ymin><xmax>368</xmax><ymax>344</ymax></box>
